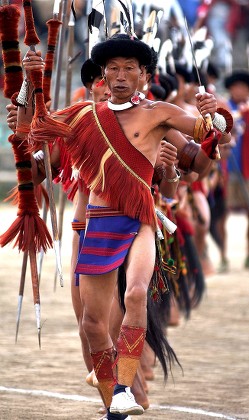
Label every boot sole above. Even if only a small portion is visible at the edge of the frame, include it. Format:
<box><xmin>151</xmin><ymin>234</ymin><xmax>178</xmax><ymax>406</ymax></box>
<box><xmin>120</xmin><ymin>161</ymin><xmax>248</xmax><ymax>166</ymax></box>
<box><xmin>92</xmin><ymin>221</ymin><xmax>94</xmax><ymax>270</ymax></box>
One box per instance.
<box><xmin>110</xmin><ymin>406</ymin><xmax>144</xmax><ymax>415</ymax></box>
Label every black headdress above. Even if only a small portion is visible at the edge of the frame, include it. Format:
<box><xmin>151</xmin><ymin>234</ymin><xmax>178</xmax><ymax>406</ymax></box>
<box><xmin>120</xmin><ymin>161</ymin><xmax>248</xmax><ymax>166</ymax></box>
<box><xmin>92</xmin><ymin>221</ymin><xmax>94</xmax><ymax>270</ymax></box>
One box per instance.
<box><xmin>224</xmin><ymin>70</ymin><xmax>249</xmax><ymax>89</ymax></box>
<box><xmin>91</xmin><ymin>33</ymin><xmax>152</xmax><ymax>67</ymax></box>
<box><xmin>81</xmin><ymin>58</ymin><xmax>102</xmax><ymax>87</ymax></box>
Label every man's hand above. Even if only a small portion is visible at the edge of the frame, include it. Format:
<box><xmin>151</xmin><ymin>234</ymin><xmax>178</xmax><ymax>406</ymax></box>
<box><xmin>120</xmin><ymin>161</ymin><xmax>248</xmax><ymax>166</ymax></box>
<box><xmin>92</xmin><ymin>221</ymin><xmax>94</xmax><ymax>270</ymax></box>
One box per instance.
<box><xmin>159</xmin><ymin>140</ymin><xmax>178</xmax><ymax>169</ymax></box>
<box><xmin>6</xmin><ymin>103</ymin><xmax>17</xmax><ymax>132</ymax></box>
<box><xmin>195</xmin><ymin>92</ymin><xmax>217</xmax><ymax>119</ymax></box>
<box><xmin>23</xmin><ymin>49</ymin><xmax>45</xmax><ymax>79</ymax></box>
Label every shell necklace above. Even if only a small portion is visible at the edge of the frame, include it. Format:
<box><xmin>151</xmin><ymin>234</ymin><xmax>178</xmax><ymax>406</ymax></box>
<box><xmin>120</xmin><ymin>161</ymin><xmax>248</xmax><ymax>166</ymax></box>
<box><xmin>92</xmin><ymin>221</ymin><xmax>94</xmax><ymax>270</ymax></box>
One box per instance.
<box><xmin>107</xmin><ymin>92</ymin><xmax>145</xmax><ymax>111</ymax></box>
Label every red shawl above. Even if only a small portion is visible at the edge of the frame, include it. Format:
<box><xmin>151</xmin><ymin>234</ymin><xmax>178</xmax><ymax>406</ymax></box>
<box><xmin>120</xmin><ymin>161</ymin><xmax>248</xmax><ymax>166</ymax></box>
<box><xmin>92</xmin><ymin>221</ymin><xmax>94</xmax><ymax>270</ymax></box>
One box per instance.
<box><xmin>60</xmin><ymin>101</ymin><xmax>157</xmax><ymax>228</ymax></box>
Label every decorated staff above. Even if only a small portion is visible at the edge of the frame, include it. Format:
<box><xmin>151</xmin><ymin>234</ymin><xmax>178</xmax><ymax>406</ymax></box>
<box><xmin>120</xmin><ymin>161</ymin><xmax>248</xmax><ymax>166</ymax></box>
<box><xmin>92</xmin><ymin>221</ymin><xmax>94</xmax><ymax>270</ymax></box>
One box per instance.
<box><xmin>21</xmin><ymin>0</ymin><xmax>71</xmax><ymax>286</ymax></box>
<box><xmin>53</xmin><ymin>5</ymin><xmax>75</xmax><ymax>290</ymax></box>
<box><xmin>184</xmin><ymin>17</ymin><xmax>220</xmax><ymax>159</ymax></box>
<box><xmin>51</xmin><ymin>0</ymin><xmax>69</xmax><ymax>111</ymax></box>
<box><xmin>0</xmin><ymin>130</ymin><xmax>53</xmax><ymax>346</ymax></box>
<box><xmin>0</xmin><ymin>0</ymin><xmax>53</xmax><ymax>345</ymax></box>
<box><xmin>37</xmin><ymin>0</ymin><xmax>64</xmax><ymax>285</ymax></box>
<box><xmin>43</xmin><ymin>2</ymin><xmax>62</xmax><ymax>104</ymax></box>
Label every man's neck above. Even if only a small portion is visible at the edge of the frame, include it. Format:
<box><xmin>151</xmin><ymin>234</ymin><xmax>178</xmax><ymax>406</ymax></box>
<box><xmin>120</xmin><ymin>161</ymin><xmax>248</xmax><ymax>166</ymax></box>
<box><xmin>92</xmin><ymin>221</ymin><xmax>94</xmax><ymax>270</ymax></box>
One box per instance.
<box><xmin>108</xmin><ymin>92</ymin><xmax>145</xmax><ymax>111</ymax></box>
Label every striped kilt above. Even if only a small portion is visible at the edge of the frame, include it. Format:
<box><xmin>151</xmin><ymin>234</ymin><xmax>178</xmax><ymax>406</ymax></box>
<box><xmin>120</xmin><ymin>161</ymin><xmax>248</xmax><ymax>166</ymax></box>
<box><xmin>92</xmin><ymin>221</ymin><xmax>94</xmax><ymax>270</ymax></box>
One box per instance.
<box><xmin>75</xmin><ymin>205</ymin><xmax>141</xmax><ymax>276</ymax></box>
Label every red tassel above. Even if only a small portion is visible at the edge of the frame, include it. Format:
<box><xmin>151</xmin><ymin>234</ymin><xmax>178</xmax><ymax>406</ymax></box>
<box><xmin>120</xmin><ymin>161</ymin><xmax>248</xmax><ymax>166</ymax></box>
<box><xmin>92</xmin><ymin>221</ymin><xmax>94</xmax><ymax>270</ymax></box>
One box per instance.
<box><xmin>28</xmin><ymin>69</ymin><xmax>72</xmax><ymax>150</ymax></box>
<box><xmin>0</xmin><ymin>135</ymin><xmax>52</xmax><ymax>253</ymax></box>
<box><xmin>96</xmin><ymin>78</ymin><xmax>105</xmax><ymax>88</ymax></box>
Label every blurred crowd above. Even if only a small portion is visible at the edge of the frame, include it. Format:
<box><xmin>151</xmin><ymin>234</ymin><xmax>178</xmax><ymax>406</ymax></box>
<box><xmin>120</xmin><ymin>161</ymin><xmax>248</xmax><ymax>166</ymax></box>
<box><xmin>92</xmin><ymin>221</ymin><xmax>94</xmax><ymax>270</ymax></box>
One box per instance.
<box><xmin>0</xmin><ymin>0</ymin><xmax>249</xmax><ymax>87</ymax></box>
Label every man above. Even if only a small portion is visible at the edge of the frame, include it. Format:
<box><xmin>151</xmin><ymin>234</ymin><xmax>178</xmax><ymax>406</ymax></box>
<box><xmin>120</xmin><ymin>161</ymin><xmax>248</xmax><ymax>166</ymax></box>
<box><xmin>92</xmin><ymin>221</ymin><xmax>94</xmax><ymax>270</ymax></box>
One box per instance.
<box><xmin>19</xmin><ymin>34</ymin><xmax>232</xmax><ymax>419</ymax></box>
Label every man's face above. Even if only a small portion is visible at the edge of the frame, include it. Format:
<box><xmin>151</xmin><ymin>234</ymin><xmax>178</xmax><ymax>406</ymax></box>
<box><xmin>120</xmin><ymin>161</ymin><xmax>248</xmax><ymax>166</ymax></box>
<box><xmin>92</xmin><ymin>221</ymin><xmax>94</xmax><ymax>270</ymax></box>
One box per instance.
<box><xmin>91</xmin><ymin>75</ymin><xmax>110</xmax><ymax>103</ymax></box>
<box><xmin>104</xmin><ymin>57</ymin><xmax>144</xmax><ymax>101</ymax></box>
<box><xmin>229</xmin><ymin>82</ymin><xmax>249</xmax><ymax>104</ymax></box>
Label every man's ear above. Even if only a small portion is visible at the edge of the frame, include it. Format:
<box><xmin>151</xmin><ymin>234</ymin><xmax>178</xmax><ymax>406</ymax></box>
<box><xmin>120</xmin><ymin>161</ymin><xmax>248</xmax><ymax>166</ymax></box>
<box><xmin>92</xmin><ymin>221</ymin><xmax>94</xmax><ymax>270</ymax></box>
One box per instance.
<box><xmin>140</xmin><ymin>65</ymin><xmax>146</xmax><ymax>77</ymax></box>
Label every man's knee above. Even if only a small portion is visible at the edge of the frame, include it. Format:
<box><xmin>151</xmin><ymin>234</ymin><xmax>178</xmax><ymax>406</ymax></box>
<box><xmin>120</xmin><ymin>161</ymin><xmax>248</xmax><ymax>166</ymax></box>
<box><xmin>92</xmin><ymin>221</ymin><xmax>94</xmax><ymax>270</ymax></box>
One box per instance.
<box><xmin>125</xmin><ymin>284</ymin><xmax>147</xmax><ymax>309</ymax></box>
<box><xmin>82</xmin><ymin>313</ymin><xmax>108</xmax><ymax>340</ymax></box>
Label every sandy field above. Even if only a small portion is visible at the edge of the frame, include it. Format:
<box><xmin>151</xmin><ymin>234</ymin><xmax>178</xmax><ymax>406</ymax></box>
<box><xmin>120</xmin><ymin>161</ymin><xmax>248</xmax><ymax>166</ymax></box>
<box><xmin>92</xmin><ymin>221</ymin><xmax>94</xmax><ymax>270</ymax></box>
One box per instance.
<box><xmin>0</xmin><ymin>204</ymin><xmax>249</xmax><ymax>420</ymax></box>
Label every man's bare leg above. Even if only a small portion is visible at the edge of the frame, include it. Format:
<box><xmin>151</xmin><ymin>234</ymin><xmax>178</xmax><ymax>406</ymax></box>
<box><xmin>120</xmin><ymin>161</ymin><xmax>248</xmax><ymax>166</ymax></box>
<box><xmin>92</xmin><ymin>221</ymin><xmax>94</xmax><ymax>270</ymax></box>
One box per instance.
<box><xmin>80</xmin><ymin>271</ymin><xmax>117</xmax><ymax>410</ymax></box>
<box><xmin>110</xmin><ymin>224</ymin><xmax>155</xmax><ymax>415</ymax></box>
<box><xmin>109</xmin><ymin>287</ymin><xmax>149</xmax><ymax>410</ymax></box>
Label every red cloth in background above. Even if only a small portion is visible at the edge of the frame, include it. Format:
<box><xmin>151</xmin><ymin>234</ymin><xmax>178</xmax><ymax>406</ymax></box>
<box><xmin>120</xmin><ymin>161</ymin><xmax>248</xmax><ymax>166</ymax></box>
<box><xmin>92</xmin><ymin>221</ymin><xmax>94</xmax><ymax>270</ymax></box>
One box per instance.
<box><xmin>241</xmin><ymin>109</ymin><xmax>249</xmax><ymax>180</ymax></box>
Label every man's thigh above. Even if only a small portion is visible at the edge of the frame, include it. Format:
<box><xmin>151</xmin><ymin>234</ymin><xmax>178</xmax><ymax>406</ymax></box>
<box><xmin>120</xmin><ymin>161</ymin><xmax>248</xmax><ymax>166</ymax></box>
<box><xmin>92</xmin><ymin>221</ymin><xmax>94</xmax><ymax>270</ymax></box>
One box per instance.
<box><xmin>125</xmin><ymin>223</ymin><xmax>156</xmax><ymax>290</ymax></box>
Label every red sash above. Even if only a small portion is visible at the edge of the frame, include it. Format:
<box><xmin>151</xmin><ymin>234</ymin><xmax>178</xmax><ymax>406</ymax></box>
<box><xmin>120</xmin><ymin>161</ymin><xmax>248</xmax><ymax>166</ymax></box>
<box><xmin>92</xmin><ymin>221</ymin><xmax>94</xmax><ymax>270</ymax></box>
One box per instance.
<box><xmin>63</xmin><ymin>101</ymin><xmax>157</xmax><ymax>227</ymax></box>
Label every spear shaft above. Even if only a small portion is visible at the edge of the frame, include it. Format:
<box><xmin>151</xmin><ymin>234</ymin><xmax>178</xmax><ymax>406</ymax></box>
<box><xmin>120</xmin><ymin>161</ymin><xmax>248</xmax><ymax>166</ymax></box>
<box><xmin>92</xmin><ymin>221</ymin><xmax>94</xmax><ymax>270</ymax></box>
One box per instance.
<box><xmin>51</xmin><ymin>0</ymin><xmax>72</xmax><ymax>290</ymax></box>
<box><xmin>52</xmin><ymin>0</ymin><xmax>69</xmax><ymax>111</ymax></box>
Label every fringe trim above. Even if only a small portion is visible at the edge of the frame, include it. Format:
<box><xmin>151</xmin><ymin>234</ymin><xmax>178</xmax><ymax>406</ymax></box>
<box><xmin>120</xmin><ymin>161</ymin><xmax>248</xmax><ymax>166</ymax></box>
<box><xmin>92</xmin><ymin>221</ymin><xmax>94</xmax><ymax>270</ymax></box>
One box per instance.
<box><xmin>65</xmin><ymin>102</ymin><xmax>157</xmax><ymax>228</ymax></box>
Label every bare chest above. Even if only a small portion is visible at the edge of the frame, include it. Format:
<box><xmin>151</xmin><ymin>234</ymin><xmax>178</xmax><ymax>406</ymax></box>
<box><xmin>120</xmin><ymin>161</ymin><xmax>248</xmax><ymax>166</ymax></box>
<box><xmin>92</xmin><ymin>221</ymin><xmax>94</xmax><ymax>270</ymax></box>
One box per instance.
<box><xmin>114</xmin><ymin>108</ymin><xmax>160</xmax><ymax>164</ymax></box>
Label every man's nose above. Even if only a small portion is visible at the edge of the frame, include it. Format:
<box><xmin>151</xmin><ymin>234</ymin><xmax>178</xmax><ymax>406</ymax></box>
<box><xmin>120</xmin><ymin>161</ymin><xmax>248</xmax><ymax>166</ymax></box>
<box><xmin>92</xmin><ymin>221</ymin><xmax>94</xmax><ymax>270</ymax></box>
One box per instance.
<box><xmin>104</xmin><ymin>87</ymin><xmax>111</xmax><ymax>96</ymax></box>
<box><xmin>117</xmin><ymin>69</ymin><xmax>126</xmax><ymax>80</ymax></box>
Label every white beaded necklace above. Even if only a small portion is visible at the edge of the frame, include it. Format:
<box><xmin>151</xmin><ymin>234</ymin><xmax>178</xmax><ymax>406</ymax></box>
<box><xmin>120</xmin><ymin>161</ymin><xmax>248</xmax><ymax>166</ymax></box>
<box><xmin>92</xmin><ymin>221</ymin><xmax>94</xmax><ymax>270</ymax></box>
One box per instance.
<box><xmin>107</xmin><ymin>91</ymin><xmax>145</xmax><ymax>111</ymax></box>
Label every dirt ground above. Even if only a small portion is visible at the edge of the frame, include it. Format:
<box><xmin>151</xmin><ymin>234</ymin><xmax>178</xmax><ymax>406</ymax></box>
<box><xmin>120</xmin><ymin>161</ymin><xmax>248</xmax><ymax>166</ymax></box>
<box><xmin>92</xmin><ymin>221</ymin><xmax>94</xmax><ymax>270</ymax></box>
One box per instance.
<box><xmin>0</xmin><ymin>204</ymin><xmax>249</xmax><ymax>420</ymax></box>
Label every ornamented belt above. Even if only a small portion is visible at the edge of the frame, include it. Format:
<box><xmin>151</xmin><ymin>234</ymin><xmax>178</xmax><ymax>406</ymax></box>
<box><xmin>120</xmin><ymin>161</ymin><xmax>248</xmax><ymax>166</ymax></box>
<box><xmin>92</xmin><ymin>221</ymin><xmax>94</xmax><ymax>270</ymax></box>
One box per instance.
<box><xmin>85</xmin><ymin>208</ymin><xmax>125</xmax><ymax>219</ymax></box>
<box><xmin>71</xmin><ymin>221</ymin><xmax>86</xmax><ymax>231</ymax></box>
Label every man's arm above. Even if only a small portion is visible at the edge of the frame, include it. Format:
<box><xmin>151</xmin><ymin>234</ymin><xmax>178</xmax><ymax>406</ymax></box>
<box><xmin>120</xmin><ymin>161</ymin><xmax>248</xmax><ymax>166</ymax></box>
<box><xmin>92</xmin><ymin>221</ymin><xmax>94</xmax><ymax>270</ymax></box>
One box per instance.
<box><xmin>160</xmin><ymin>128</ymin><xmax>215</xmax><ymax>175</ymax></box>
<box><xmin>153</xmin><ymin>93</ymin><xmax>232</xmax><ymax>145</ymax></box>
<box><xmin>154</xmin><ymin>141</ymin><xmax>180</xmax><ymax>198</ymax></box>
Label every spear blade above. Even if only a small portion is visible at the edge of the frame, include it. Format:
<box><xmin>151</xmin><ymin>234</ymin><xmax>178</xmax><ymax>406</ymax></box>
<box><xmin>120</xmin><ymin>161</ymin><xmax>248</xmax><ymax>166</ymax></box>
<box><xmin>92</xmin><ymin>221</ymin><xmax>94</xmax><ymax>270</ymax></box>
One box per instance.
<box><xmin>29</xmin><ymin>247</ymin><xmax>41</xmax><ymax>348</ymax></box>
<box><xmin>42</xmin><ymin>141</ymin><xmax>63</xmax><ymax>286</ymax></box>
<box><xmin>15</xmin><ymin>250</ymin><xmax>28</xmax><ymax>343</ymax></box>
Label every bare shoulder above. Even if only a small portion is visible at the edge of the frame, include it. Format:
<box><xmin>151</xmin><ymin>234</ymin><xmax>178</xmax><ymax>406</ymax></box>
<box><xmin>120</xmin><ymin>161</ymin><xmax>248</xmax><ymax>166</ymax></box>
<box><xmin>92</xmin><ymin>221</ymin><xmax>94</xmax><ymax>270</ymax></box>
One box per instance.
<box><xmin>142</xmin><ymin>99</ymin><xmax>185</xmax><ymax>124</ymax></box>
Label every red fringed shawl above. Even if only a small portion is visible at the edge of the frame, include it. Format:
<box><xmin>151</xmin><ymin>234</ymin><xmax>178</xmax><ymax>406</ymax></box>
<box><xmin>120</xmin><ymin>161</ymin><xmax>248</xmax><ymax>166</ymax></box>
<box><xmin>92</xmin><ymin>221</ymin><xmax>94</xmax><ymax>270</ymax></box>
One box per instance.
<box><xmin>58</xmin><ymin>101</ymin><xmax>157</xmax><ymax>228</ymax></box>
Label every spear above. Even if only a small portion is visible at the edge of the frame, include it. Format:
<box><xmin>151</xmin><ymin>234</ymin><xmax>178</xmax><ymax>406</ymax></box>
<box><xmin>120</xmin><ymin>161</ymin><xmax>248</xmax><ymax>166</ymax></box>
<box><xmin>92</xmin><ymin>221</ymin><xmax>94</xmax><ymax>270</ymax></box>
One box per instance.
<box><xmin>15</xmin><ymin>250</ymin><xmax>28</xmax><ymax>343</ymax></box>
<box><xmin>184</xmin><ymin>17</ymin><xmax>220</xmax><ymax>160</ymax></box>
<box><xmin>29</xmin><ymin>245</ymin><xmax>41</xmax><ymax>348</ymax></box>
<box><xmin>21</xmin><ymin>0</ymin><xmax>71</xmax><ymax>287</ymax></box>
<box><xmin>37</xmin><ymin>1</ymin><xmax>62</xmax><ymax>284</ymax></box>
<box><xmin>0</xmin><ymin>0</ymin><xmax>53</xmax><ymax>346</ymax></box>
<box><xmin>0</xmin><ymin>0</ymin><xmax>25</xmax><ymax>342</ymax></box>
<box><xmin>53</xmin><ymin>7</ymin><xmax>75</xmax><ymax>291</ymax></box>
<box><xmin>51</xmin><ymin>0</ymin><xmax>69</xmax><ymax>111</ymax></box>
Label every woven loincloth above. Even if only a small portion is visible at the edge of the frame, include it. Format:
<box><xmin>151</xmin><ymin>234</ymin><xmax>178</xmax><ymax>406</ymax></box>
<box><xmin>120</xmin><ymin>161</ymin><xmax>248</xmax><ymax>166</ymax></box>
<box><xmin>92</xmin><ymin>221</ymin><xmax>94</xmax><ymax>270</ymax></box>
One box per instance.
<box><xmin>75</xmin><ymin>205</ymin><xmax>141</xmax><ymax>276</ymax></box>
<box><xmin>72</xmin><ymin>218</ymin><xmax>86</xmax><ymax>286</ymax></box>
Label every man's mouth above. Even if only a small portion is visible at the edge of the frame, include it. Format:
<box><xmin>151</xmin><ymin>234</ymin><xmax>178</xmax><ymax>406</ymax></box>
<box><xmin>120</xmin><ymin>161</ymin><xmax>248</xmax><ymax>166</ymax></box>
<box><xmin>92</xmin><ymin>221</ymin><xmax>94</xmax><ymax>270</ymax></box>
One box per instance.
<box><xmin>114</xmin><ymin>85</ymin><xmax>128</xmax><ymax>90</ymax></box>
